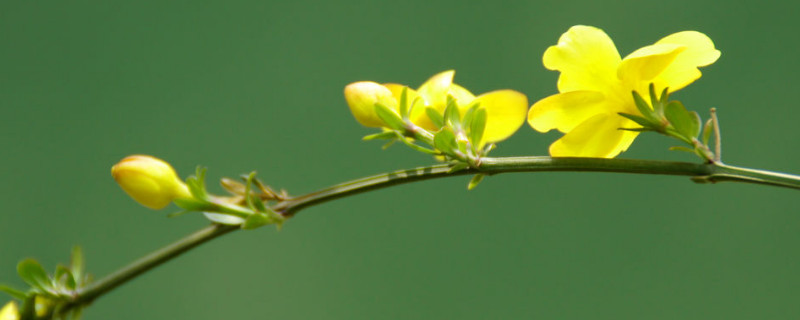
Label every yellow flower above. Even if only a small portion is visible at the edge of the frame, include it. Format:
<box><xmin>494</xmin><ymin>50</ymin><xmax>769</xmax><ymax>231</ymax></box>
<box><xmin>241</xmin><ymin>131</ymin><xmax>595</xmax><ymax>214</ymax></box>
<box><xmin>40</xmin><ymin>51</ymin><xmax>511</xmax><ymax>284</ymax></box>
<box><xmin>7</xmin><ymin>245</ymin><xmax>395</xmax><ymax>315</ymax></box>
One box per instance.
<box><xmin>528</xmin><ymin>25</ymin><xmax>720</xmax><ymax>158</ymax></box>
<box><xmin>344</xmin><ymin>70</ymin><xmax>528</xmax><ymax>147</ymax></box>
<box><xmin>0</xmin><ymin>301</ymin><xmax>18</xmax><ymax>320</ymax></box>
<box><xmin>111</xmin><ymin>155</ymin><xmax>192</xmax><ymax>210</ymax></box>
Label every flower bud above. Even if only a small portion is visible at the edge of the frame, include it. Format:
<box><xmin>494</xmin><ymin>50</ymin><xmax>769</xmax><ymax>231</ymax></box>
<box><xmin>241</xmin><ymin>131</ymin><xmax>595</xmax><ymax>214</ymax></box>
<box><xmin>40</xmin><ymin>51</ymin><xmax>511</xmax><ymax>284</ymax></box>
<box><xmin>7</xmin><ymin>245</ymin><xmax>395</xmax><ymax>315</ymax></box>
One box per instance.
<box><xmin>0</xmin><ymin>301</ymin><xmax>19</xmax><ymax>320</ymax></box>
<box><xmin>344</xmin><ymin>81</ymin><xmax>399</xmax><ymax>128</ymax></box>
<box><xmin>111</xmin><ymin>155</ymin><xmax>192</xmax><ymax>210</ymax></box>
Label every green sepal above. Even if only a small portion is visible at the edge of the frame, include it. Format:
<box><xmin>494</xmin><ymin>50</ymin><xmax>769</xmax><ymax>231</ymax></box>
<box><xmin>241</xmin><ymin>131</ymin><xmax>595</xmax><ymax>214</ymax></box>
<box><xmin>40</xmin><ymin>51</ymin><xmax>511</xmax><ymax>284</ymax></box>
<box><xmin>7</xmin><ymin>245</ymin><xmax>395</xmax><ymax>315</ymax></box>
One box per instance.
<box><xmin>173</xmin><ymin>198</ymin><xmax>211</xmax><ymax>212</ymax></box>
<box><xmin>467</xmin><ymin>174</ymin><xmax>485</xmax><ymax>190</ymax></box>
<box><xmin>655</xmin><ymin>85</ymin><xmax>670</xmax><ymax>115</ymax></box>
<box><xmin>469</xmin><ymin>108</ymin><xmax>487</xmax><ymax>147</ymax></box>
<box><xmin>362</xmin><ymin>131</ymin><xmax>397</xmax><ymax>141</ymax></box>
<box><xmin>433</xmin><ymin>127</ymin><xmax>458</xmax><ymax>157</ymax></box>
<box><xmin>374</xmin><ymin>103</ymin><xmax>405</xmax><ymax>131</ymax></box>
<box><xmin>425</xmin><ymin>107</ymin><xmax>444</xmax><ymax>129</ymax></box>
<box><xmin>618</xmin><ymin>127</ymin><xmax>653</xmax><ymax>132</ymax></box>
<box><xmin>618</xmin><ymin>112</ymin><xmax>655</xmax><ymax>129</ymax></box>
<box><xmin>398</xmin><ymin>87</ymin><xmax>409</xmax><ymax>119</ymax></box>
<box><xmin>0</xmin><ymin>284</ymin><xmax>28</xmax><ymax>300</ymax></box>
<box><xmin>395</xmin><ymin>134</ymin><xmax>438</xmax><ymax>154</ymax></box>
<box><xmin>242</xmin><ymin>212</ymin><xmax>271</xmax><ymax>230</ymax></box>
<box><xmin>669</xmin><ymin>146</ymin><xmax>696</xmax><ymax>153</ymax></box>
<box><xmin>461</xmin><ymin>103</ymin><xmax>480</xmax><ymax>131</ymax></box>
<box><xmin>186</xmin><ymin>166</ymin><xmax>210</xmax><ymax>201</ymax></box>
<box><xmin>17</xmin><ymin>259</ymin><xmax>52</xmax><ymax>294</ymax></box>
<box><xmin>702</xmin><ymin>118</ymin><xmax>714</xmax><ymax>146</ymax></box>
<box><xmin>632</xmin><ymin>90</ymin><xmax>659</xmax><ymax>122</ymax></box>
<box><xmin>70</xmin><ymin>246</ymin><xmax>84</xmax><ymax>287</ymax></box>
<box><xmin>443</xmin><ymin>95</ymin><xmax>461</xmax><ymax>129</ymax></box>
<box><xmin>54</xmin><ymin>265</ymin><xmax>76</xmax><ymax>291</ymax></box>
<box><xmin>664</xmin><ymin>101</ymin><xmax>700</xmax><ymax>139</ymax></box>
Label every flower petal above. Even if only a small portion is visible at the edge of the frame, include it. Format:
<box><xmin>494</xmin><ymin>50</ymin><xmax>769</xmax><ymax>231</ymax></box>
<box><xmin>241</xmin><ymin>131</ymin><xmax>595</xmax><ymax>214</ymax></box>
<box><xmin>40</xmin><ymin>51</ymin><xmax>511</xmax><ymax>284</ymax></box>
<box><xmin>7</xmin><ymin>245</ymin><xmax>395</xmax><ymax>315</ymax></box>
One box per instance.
<box><xmin>653</xmin><ymin>31</ymin><xmax>721</xmax><ymax>91</ymax></box>
<box><xmin>344</xmin><ymin>81</ymin><xmax>398</xmax><ymax>128</ymax></box>
<box><xmin>548</xmin><ymin>113</ymin><xmax>639</xmax><ymax>158</ymax></box>
<box><xmin>473</xmin><ymin>90</ymin><xmax>528</xmax><ymax>145</ymax></box>
<box><xmin>543</xmin><ymin>25</ymin><xmax>621</xmax><ymax>92</ymax></box>
<box><xmin>528</xmin><ymin>90</ymin><xmax>607</xmax><ymax>133</ymax></box>
<box><xmin>618</xmin><ymin>43</ymin><xmax>685</xmax><ymax>91</ymax></box>
<box><xmin>383</xmin><ymin>83</ymin><xmax>426</xmax><ymax>123</ymax></box>
<box><xmin>417</xmin><ymin>70</ymin><xmax>455</xmax><ymax>113</ymax></box>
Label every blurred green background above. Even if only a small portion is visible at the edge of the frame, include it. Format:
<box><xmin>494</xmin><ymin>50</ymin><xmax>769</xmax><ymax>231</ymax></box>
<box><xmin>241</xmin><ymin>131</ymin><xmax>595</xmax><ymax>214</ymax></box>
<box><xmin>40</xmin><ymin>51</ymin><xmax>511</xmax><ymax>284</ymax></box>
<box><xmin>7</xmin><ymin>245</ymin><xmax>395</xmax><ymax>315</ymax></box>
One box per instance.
<box><xmin>2</xmin><ymin>0</ymin><xmax>799</xmax><ymax>319</ymax></box>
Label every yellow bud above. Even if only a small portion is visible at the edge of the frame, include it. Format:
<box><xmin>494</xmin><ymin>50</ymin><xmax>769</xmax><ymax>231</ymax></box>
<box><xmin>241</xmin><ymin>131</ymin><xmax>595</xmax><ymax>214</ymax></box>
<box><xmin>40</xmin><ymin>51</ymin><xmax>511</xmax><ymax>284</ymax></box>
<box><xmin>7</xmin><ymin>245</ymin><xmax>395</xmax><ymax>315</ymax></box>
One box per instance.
<box><xmin>0</xmin><ymin>301</ymin><xmax>19</xmax><ymax>320</ymax></box>
<box><xmin>111</xmin><ymin>155</ymin><xmax>192</xmax><ymax>210</ymax></box>
<box><xmin>344</xmin><ymin>81</ymin><xmax>398</xmax><ymax>128</ymax></box>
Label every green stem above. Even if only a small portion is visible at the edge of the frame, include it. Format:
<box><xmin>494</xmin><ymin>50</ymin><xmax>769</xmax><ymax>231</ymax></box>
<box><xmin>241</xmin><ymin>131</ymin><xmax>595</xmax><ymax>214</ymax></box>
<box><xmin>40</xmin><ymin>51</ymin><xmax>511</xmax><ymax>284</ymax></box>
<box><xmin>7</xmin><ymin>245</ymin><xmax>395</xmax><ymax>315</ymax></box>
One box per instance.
<box><xmin>64</xmin><ymin>156</ymin><xmax>800</xmax><ymax>313</ymax></box>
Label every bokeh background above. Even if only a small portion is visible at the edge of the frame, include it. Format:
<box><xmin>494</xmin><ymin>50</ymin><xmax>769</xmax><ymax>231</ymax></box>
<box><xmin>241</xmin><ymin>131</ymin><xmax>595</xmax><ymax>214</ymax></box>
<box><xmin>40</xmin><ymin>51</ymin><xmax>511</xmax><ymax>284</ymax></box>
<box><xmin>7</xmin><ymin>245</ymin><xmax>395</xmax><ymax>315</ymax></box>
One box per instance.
<box><xmin>2</xmin><ymin>1</ymin><xmax>799</xmax><ymax>319</ymax></box>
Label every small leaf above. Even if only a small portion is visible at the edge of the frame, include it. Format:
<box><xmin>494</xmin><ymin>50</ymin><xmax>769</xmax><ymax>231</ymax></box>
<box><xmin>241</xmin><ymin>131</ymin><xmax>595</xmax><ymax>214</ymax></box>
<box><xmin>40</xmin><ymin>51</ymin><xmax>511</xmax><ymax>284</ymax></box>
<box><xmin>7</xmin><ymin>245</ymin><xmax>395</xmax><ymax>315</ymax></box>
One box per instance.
<box><xmin>0</xmin><ymin>284</ymin><xmax>28</xmax><ymax>300</ymax></box>
<box><xmin>443</xmin><ymin>96</ymin><xmax>461</xmax><ymax>129</ymax></box>
<box><xmin>702</xmin><ymin>118</ymin><xmax>714</xmax><ymax>146</ymax></box>
<box><xmin>669</xmin><ymin>146</ymin><xmax>695</xmax><ymax>153</ymax></box>
<box><xmin>17</xmin><ymin>259</ymin><xmax>51</xmax><ymax>293</ymax></box>
<box><xmin>467</xmin><ymin>174</ymin><xmax>485</xmax><ymax>190</ymax></box>
<box><xmin>186</xmin><ymin>167</ymin><xmax>209</xmax><ymax>201</ymax></box>
<box><xmin>220</xmin><ymin>177</ymin><xmax>247</xmax><ymax>195</ymax></box>
<box><xmin>618</xmin><ymin>127</ymin><xmax>653</xmax><ymax>132</ymax></box>
<box><xmin>425</xmin><ymin>107</ymin><xmax>444</xmax><ymax>129</ymax></box>
<box><xmin>70</xmin><ymin>246</ymin><xmax>84</xmax><ymax>287</ymax></box>
<box><xmin>632</xmin><ymin>91</ymin><xmax>659</xmax><ymax>122</ymax></box>
<box><xmin>618</xmin><ymin>112</ymin><xmax>655</xmax><ymax>128</ymax></box>
<box><xmin>469</xmin><ymin>108</ymin><xmax>487</xmax><ymax>147</ymax></box>
<box><xmin>395</xmin><ymin>135</ymin><xmax>438</xmax><ymax>154</ymax></box>
<box><xmin>173</xmin><ymin>198</ymin><xmax>211</xmax><ymax>211</ymax></box>
<box><xmin>242</xmin><ymin>212</ymin><xmax>271</xmax><ymax>230</ymax></box>
<box><xmin>203</xmin><ymin>212</ymin><xmax>246</xmax><ymax>225</ymax></box>
<box><xmin>664</xmin><ymin>101</ymin><xmax>700</xmax><ymax>139</ymax></box>
<box><xmin>461</xmin><ymin>103</ymin><xmax>480</xmax><ymax>131</ymax></box>
<box><xmin>362</xmin><ymin>131</ymin><xmax>397</xmax><ymax>141</ymax></box>
<box><xmin>399</xmin><ymin>87</ymin><xmax>409</xmax><ymax>118</ymax></box>
<box><xmin>54</xmin><ymin>265</ymin><xmax>76</xmax><ymax>291</ymax></box>
<box><xmin>433</xmin><ymin>127</ymin><xmax>458</xmax><ymax>157</ymax></box>
<box><xmin>250</xmin><ymin>195</ymin><xmax>269</xmax><ymax>213</ymax></box>
<box><xmin>374</xmin><ymin>103</ymin><xmax>405</xmax><ymax>131</ymax></box>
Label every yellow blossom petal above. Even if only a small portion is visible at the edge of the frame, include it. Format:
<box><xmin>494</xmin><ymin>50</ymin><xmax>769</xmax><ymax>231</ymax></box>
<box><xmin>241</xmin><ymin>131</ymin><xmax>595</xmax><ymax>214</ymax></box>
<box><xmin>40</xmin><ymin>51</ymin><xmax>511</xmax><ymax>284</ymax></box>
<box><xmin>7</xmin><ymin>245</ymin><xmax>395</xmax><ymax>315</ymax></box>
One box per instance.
<box><xmin>474</xmin><ymin>89</ymin><xmax>528</xmax><ymax>145</ymax></box>
<box><xmin>543</xmin><ymin>25</ymin><xmax>621</xmax><ymax>93</ymax></box>
<box><xmin>111</xmin><ymin>155</ymin><xmax>192</xmax><ymax>210</ymax></box>
<box><xmin>653</xmin><ymin>31</ymin><xmax>721</xmax><ymax>91</ymax></box>
<box><xmin>0</xmin><ymin>301</ymin><xmax>19</xmax><ymax>320</ymax></box>
<box><xmin>417</xmin><ymin>70</ymin><xmax>455</xmax><ymax>113</ymax></box>
<box><xmin>528</xmin><ymin>90</ymin><xmax>607</xmax><ymax>133</ymax></box>
<box><xmin>344</xmin><ymin>81</ymin><xmax>399</xmax><ymax>128</ymax></box>
<box><xmin>618</xmin><ymin>43</ymin><xmax>685</xmax><ymax>90</ymax></box>
<box><xmin>548</xmin><ymin>113</ymin><xmax>638</xmax><ymax>158</ymax></box>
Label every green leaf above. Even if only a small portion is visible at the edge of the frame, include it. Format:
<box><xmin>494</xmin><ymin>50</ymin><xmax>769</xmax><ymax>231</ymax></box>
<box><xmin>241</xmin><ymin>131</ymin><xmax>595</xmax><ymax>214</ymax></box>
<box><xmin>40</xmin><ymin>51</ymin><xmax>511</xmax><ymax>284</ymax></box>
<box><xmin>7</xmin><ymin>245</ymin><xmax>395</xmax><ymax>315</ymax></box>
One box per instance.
<box><xmin>362</xmin><ymin>131</ymin><xmax>397</xmax><ymax>141</ymax></box>
<box><xmin>433</xmin><ymin>127</ymin><xmax>458</xmax><ymax>157</ymax></box>
<box><xmin>469</xmin><ymin>108</ymin><xmax>487</xmax><ymax>147</ymax></box>
<box><xmin>374</xmin><ymin>103</ymin><xmax>405</xmax><ymax>131</ymax></box>
<box><xmin>664</xmin><ymin>101</ymin><xmax>700</xmax><ymax>139</ymax></box>
<box><xmin>632</xmin><ymin>90</ymin><xmax>659</xmax><ymax>122</ymax></box>
<box><xmin>203</xmin><ymin>212</ymin><xmax>246</xmax><ymax>225</ymax></box>
<box><xmin>669</xmin><ymin>146</ymin><xmax>695</xmax><ymax>153</ymax></box>
<box><xmin>0</xmin><ymin>284</ymin><xmax>28</xmax><ymax>300</ymax></box>
<box><xmin>443</xmin><ymin>95</ymin><xmax>461</xmax><ymax>129</ymax></box>
<box><xmin>617</xmin><ymin>112</ymin><xmax>655</xmax><ymax>129</ymax></box>
<box><xmin>242</xmin><ymin>212</ymin><xmax>271</xmax><ymax>230</ymax></box>
<box><xmin>395</xmin><ymin>135</ymin><xmax>438</xmax><ymax>154</ymax></box>
<box><xmin>70</xmin><ymin>246</ymin><xmax>84</xmax><ymax>287</ymax></box>
<box><xmin>186</xmin><ymin>166</ymin><xmax>209</xmax><ymax>201</ymax></box>
<box><xmin>467</xmin><ymin>174</ymin><xmax>485</xmax><ymax>190</ymax></box>
<box><xmin>702</xmin><ymin>118</ymin><xmax>714</xmax><ymax>146</ymax></box>
<box><xmin>17</xmin><ymin>259</ymin><xmax>51</xmax><ymax>293</ymax></box>
<box><xmin>173</xmin><ymin>198</ymin><xmax>211</xmax><ymax>212</ymax></box>
<box><xmin>399</xmin><ymin>87</ymin><xmax>409</xmax><ymax>118</ymax></box>
<box><xmin>461</xmin><ymin>103</ymin><xmax>479</xmax><ymax>130</ymax></box>
<box><xmin>54</xmin><ymin>265</ymin><xmax>76</xmax><ymax>291</ymax></box>
<box><xmin>425</xmin><ymin>107</ymin><xmax>444</xmax><ymax>129</ymax></box>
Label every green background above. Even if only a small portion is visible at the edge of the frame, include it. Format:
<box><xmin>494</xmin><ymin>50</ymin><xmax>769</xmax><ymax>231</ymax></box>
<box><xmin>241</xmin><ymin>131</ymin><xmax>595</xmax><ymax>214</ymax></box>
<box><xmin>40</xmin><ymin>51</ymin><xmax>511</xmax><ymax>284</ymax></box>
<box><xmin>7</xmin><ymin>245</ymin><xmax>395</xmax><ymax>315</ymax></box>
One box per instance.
<box><xmin>2</xmin><ymin>1</ymin><xmax>799</xmax><ymax>319</ymax></box>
